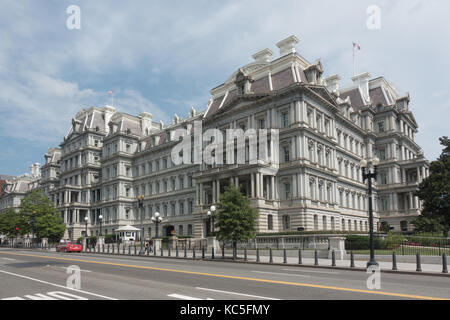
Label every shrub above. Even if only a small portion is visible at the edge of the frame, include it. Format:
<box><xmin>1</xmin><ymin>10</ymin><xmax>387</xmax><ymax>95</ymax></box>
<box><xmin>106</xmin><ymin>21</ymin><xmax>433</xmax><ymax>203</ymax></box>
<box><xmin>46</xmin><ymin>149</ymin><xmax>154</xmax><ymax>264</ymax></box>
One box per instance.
<box><xmin>345</xmin><ymin>235</ymin><xmax>387</xmax><ymax>250</ymax></box>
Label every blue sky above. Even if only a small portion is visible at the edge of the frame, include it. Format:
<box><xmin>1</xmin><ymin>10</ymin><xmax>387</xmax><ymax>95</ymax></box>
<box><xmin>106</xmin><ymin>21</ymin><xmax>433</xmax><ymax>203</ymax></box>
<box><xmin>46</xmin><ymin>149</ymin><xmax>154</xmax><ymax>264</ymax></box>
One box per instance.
<box><xmin>0</xmin><ymin>0</ymin><xmax>449</xmax><ymax>175</ymax></box>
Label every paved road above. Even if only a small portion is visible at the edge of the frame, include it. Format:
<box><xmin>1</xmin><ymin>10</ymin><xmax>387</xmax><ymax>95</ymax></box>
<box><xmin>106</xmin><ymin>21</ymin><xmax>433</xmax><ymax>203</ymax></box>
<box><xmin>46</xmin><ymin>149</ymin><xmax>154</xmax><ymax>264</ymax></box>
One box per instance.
<box><xmin>0</xmin><ymin>248</ymin><xmax>449</xmax><ymax>300</ymax></box>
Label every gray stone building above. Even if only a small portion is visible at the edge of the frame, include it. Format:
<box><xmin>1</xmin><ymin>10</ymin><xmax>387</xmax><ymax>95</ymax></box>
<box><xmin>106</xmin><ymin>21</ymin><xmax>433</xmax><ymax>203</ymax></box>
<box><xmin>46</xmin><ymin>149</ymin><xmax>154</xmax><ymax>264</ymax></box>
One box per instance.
<box><xmin>0</xmin><ymin>35</ymin><xmax>430</xmax><ymax>239</ymax></box>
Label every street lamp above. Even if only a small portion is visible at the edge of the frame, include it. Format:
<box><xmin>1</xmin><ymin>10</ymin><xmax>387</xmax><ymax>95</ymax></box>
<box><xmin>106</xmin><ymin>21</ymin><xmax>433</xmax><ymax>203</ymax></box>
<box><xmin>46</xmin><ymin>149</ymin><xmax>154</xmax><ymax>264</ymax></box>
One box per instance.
<box><xmin>98</xmin><ymin>214</ymin><xmax>103</xmax><ymax>236</ymax></box>
<box><xmin>151</xmin><ymin>212</ymin><xmax>162</xmax><ymax>239</ymax></box>
<box><xmin>84</xmin><ymin>216</ymin><xmax>88</xmax><ymax>238</ymax></box>
<box><xmin>207</xmin><ymin>205</ymin><xmax>216</xmax><ymax>236</ymax></box>
<box><xmin>31</xmin><ymin>210</ymin><xmax>36</xmax><ymax>240</ymax></box>
<box><xmin>360</xmin><ymin>157</ymin><xmax>380</xmax><ymax>268</ymax></box>
<box><xmin>137</xmin><ymin>195</ymin><xmax>145</xmax><ymax>254</ymax></box>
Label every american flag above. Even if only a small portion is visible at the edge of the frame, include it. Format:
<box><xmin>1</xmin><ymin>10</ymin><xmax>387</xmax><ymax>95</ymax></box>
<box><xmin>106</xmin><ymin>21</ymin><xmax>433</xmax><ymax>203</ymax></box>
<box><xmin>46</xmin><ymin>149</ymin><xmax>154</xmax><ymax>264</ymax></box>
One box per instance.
<box><xmin>353</xmin><ymin>42</ymin><xmax>361</xmax><ymax>50</ymax></box>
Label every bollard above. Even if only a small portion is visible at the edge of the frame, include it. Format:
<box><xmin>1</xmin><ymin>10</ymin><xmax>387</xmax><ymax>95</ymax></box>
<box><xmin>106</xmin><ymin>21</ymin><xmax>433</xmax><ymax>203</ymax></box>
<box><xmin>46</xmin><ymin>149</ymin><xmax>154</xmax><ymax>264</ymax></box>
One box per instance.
<box><xmin>128</xmin><ymin>245</ymin><xmax>131</xmax><ymax>255</ymax></box>
<box><xmin>168</xmin><ymin>246</ymin><xmax>171</xmax><ymax>257</ymax></box>
<box><xmin>233</xmin><ymin>246</ymin><xmax>237</xmax><ymax>260</ymax></box>
<box><xmin>269</xmin><ymin>248</ymin><xmax>273</xmax><ymax>263</ymax></box>
<box><xmin>123</xmin><ymin>244</ymin><xmax>125</xmax><ymax>254</ymax></box>
<box><xmin>160</xmin><ymin>247</ymin><xmax>163</xmax><ymax>257</ymax></box>
<box><xmin>184</xmin><ymin>246</ymin><xmax>187</xmax><ymax>258</ymax></box>
<box><xmin>117</xmin><ymin>244</ymin><xmax>120</xmax><ymax>254</ymax></box>
<box><xmin>350</xmin><ymin>251</ymin><xmax>355</xmax><ymax>268</ymax></box>
<box><xmin>134</xmin><ymin>245</ymin><xmax>137</xmax><ymax>255</ymax></box>
<box><xmin>211</xmin><ymin>247</ymin><xmax>214</xmax><ymax>260</ymax></box>
<box><xmin>392</xmin><ymin>252</ymin><xmax>398</xmax><ymax>271</ymax></box>
<box><xmin>244</xmin><ymin>248</ymin><xmax>247</xmax><ymax>262</ymax></box>
<box><xmin>442</xmin><ymin>253</ymin><xmax>448</xmax><ymax>274</ymax></box>
<box><xmin>193</xmin><ymin>248</ymin><xmax>196</xmax><ymax>259</ymax></box>
<box><xmin>256</xmin><ymin>248</ymin><xmax>260</xmax><ymax>263</ymax></box>
<box><xmin>298</xmin><ymin>249</ymin><xmax>302</xmax><ymax>265</ymax></box>
<box><xmin>112</xmin><ymin>244</ymin><xmax>115</xmax><ymax>254</ymax></box>
<box><xmin>102</xmin><ymin>244</ymin><xmax>104</xmax><ymax>253</ymax></box>
<box><xmin>222</xmin><ymin>245</ymin><xmax>225</xmax><ymax>259</ymax></box>
<box><xmin>153</xmin><ymin>245</ymin><xmax>156</xmax><ymax>256</ymax></box>
<box><xmin>314</xmin><ymin>250</ymin><xmax>319</xmax><ymax>266</ymax></box>
<box><xmin>416</xmin><ymin>253</ymin><xmax>422</xmax><ymax>272</ymax></box>
<box><xmin>332</xmin><ymin>250</ymin><xmax>336</xmax><ymax>267</ymax></box>
<box><xmin>283</xmin><ymin>249</ymin><xmax>287</xmax><ymax>264</ymax></box>
<box><xmin>176</xmin><ymin>245</ymin><xmax>179</xmax><ymax>258</ymax></box>
<box><xmin>202</xmin><ymin>247</ymin><xmax>205</xmax><ymax>259</ymax></box>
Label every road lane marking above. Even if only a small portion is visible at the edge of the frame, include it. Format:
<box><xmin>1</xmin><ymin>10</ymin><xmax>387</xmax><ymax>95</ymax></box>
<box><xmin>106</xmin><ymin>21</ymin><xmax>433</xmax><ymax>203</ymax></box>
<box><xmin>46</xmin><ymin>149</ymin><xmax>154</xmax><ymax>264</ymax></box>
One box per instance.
<box><xmin>0</xmin><ymin>269</ymin><xmax>117</xmax><ymax>300</ymax></box>
<box><xmin>252</xmin><ymin>271</ymin><xmax>311</xmax><ymax>278</ymax></box>
<box><xmin>282</xmin><ymin>268</ymin><xmax>340</xmax><ymax>274</ymax></box>
<box><xmin>58</xmin><ymin>266</ymin><xmax>91</xmax><ymax>272</ymax></box>
<box><xmin>168</xmin><ymin>294</ymin><xmax>206</xmax><ymax>300</ymax></box>
<box><xmin>0</xmin><ymin>251</ymin><xmax>448</xmax><ymax>300</ymax></box>
<box><xmin>3</xmin><ymin>291</ymin><xmax>88</xmax><ymax>300</ymax></box>
<box><xmin>2</xmin><ymin>258</ymin><xmax>16</xmax><ymax>261</ymax></box>
<box><xmin>196</xmin><ymin>287</ymin><xmax>280</xmax><ymax>300</ymax></box>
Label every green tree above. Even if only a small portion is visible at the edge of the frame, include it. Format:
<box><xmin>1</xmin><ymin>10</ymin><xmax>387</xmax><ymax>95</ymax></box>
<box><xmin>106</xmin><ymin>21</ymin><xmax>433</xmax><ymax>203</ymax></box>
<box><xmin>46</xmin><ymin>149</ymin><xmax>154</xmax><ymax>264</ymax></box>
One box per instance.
<box><xmin>34</xmin><ymin>214</ymin><xmax>65</xmax><ymax>241</ymax></box>
<box><xmin>0</xmin><ymin>208</ymin><xmax>27</xmax><ymax>237</ymax></box>
<box><xmin>413</xmin><ymin>137</ymin><xmax>450</xmax><ymax>235</ymax></box>
<box><xmin>17</xmin><ymin>190</ymin><xmax>63</xmax><ymax>239</ymax></box>
<box><xmin>214</xmin><ymin>185</ymin><xmax>258</xmax><ymax>253</ymax></box>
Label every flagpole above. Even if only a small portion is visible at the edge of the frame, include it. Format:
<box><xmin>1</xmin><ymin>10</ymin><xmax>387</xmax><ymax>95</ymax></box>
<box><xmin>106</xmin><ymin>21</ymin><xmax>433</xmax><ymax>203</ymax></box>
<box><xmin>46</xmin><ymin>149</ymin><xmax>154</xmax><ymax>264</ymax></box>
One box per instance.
<box><xmin>353</xmin><ymin>44</ymin><xmax>355</xmax><ymax>76</ymax></box>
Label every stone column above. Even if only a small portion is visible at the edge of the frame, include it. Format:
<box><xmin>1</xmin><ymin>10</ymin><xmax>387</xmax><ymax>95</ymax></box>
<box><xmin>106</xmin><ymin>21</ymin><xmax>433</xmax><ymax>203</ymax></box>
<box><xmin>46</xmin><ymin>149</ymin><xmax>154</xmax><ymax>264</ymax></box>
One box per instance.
<box><xmin>271</xmin><ymin>176</ymin><xmax>275</xmax><ymax>200</ymax></box>
<box><xmin>251</xmin><ymin>174</ymin><xmax>255</xmax><ymax>198</ymax></box>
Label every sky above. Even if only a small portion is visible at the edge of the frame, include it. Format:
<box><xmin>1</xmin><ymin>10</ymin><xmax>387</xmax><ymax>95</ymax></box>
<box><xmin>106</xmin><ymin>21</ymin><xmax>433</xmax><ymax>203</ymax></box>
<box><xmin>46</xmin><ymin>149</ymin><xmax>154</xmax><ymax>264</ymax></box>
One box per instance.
<box><xmin>0</xmin><ymin>0</ymin><xmax>449</xmax><ymax>176</ymax></box>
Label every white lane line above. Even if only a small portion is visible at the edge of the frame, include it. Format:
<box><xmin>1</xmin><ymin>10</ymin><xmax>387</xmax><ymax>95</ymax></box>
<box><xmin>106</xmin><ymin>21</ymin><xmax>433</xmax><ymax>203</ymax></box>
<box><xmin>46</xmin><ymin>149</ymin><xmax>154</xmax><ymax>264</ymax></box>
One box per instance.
<box><xmin>0</xmin><ymin>269</ymin><xmax>117</xmax><ymax>300</ymax></box>
<box><xmin>58</xmin><ymin>267</ymin><xmax>91</xmax><ymax>273</ymax></box>
<box><xmin>2</xmin><ymin>258</ymin><xmax>16</xmax><ymax>261</ymax></box>
<box><xmin>167</xmin><ymin>294</ymin><xmax>205</xmax><ymax>300</ymax></box>
<box><xmin>282</xmin><ymin>268</ymin><xmax>340</xmax><ymax>274</ymax></box>
<box><xmin>252</xmin><ymin>271</ymin><xmax>311</xmax><ymax>278</ymax></box>
<box><xmin>196</xmin><ymin>287</ymin><xmax>280</xmax><ymax>300</ymax></box>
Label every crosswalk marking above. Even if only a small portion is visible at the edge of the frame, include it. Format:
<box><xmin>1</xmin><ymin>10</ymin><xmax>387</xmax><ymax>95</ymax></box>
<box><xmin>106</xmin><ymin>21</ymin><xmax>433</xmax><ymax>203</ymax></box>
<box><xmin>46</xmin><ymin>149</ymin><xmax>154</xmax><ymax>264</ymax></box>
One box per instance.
<box><xmin>168</xmin><ymin>293</ymin><xmax>213</xmax><ymax>300</ymax></box>
<box><xmin>3</xmin><ymin>291</ymin><xmax>88</xmax><ymax>300</ymax></box>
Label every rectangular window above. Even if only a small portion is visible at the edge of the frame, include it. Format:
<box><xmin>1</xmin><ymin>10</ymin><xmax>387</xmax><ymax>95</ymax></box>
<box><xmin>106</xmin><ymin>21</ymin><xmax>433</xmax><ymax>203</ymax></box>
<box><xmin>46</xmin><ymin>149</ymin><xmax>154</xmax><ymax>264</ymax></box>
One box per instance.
<box><xmin>281</xmin><ymin>113</ymin><xmax>289</xmax><ymax>128</ymax></box>
<box><xmin>378</xmin><ymin>122</ymin><xmax>385</xmax><ymax>133</ymax></box>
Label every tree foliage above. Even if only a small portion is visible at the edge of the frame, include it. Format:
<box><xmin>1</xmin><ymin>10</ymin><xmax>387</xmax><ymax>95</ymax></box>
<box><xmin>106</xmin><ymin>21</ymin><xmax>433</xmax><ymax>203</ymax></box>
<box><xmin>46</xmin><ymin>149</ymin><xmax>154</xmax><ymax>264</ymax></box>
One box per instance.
<box><xmin>35</xmin><ymin>214</ymin><xmax>65</xmax><ymax>241</ymax></box>
<box><xmin>0</xmin><ymin>208</ymin><xmax>27</xmax><ymax>237</ymax></box>
<box><xmin>413</xmin><ymin>137</ymin><xmax>450</xmax><ymax>234</ymax></box>
<box><xmin>214</xmin><ymin>185</ymin><xmax>258</xmax><ymax>247</ymax></box>
<box><xmin>0</xmin><ymin>190</ymin><xmax>65</xmax><ymax>240</ymax></box>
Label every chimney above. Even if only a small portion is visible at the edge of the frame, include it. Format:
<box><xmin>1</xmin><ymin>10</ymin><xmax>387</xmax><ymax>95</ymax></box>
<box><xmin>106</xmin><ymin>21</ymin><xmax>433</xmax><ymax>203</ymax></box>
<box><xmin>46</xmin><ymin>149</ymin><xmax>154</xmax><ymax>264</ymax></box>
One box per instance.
<box><xmin>173</xmin><ymin>114</ymin><xmax>179</xmax><ymax>124</ymax></box>
<box><xmin>276</xmin><ymin>35</ymin><xmax>299</xmax><ymax>57</ymax></box>
<box><xmin>34</xmin><ymin>163</ymin><xmax>41</xmax><ymax>177</ymax></box>
<box><xmin>140</xmin><ymin>112</ymin><xmax>153</xmax><ymax>136</ymax></box>
<box><xmin>351</xmin><ymin>72</ymin><xmax>371</xmax><ymax>104</ymax></box>
<box><xmin>104</xmin><ymin>106</ymin><xmax>115</xmax><ymax>134</ymax></box>
<box><xmin>323</xmin><ymin>74</ymin><xmax>341</xmax><ymax>93</ymax></box>
<box><xmin>252</xmin><ymin>48</ymin><xmax>273</xmax><ymax>63</ymax></box>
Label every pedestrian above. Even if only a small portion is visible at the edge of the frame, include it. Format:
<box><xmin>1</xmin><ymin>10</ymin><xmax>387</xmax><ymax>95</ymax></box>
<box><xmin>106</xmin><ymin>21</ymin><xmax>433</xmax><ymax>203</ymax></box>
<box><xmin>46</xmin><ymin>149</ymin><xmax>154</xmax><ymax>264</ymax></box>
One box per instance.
<box><xmin>149</xmin><ymin>240</ymin><xmax>153</xmax><ymax>253</ymax></box>
<box><xmin>145</xmin><ymin>241</ymin><xmax>149</xmax><ymax>254</ymax></box>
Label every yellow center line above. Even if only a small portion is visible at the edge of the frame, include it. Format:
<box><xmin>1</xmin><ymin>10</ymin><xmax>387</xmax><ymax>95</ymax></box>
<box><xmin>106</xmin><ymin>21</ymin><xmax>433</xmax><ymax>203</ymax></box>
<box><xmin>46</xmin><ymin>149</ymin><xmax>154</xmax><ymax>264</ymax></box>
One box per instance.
<box><xmin>0</xmin><ymin>251</ymin><xmax>447</xmax><ymax>300</ymax></box>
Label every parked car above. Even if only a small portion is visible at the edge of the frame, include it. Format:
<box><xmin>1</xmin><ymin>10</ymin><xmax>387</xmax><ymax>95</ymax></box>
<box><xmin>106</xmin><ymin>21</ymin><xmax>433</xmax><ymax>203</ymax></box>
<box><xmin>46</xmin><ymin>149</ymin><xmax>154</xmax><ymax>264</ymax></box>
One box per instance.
<box><xmin>56</xmin><ymin>240</ymin><xmax>82</xmax><ymax>253</ymax></box>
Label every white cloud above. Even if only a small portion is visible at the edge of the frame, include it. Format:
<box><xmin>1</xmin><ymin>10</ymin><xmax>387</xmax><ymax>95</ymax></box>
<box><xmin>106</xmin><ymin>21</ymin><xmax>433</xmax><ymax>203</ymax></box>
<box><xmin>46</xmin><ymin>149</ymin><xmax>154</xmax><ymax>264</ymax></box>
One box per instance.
<box><xmin>0</xmin><ymin>0</ymin><xmax>449</xmax><ymax>162</ymax></box>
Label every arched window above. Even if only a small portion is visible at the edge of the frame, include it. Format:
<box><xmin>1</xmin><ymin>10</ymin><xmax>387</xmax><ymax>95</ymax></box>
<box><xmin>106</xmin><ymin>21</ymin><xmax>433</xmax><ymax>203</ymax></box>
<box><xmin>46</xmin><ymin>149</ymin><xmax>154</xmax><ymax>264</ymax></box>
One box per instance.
<box><xmin>314</xmin><ymin>215</ymin><xmax>318</xmax><ymax>230</ymax></box>
<box><xmin>331</xmin><ymin>217</ymin><xmax>335</xmax><ymax>230</ymax></box>
<box><xmin>322</xmin><ymin>216</ymin><xmax>327</xmax><ymax>230</ymax></box>
<box><xmin>178</xmin><ymin>225</ymin><xmax>184</xmax><ymax>236</ymax></box>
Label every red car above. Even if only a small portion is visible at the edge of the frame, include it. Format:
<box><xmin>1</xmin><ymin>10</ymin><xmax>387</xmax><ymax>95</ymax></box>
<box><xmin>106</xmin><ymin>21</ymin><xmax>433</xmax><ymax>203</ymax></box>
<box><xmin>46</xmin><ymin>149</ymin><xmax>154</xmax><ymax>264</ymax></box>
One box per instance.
<box><xmin>56</xmin><ymin>240</ymin><xmax>82</xmax><ymax>253</ymax></box>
